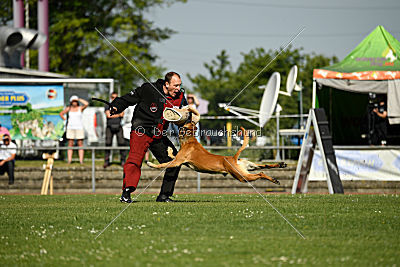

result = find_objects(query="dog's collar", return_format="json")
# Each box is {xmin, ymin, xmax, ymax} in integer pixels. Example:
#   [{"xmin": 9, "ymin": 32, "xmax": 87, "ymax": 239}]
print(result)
[{"xmin": 181, "ymin": 122, "xmax": 196, "ymax": 132}]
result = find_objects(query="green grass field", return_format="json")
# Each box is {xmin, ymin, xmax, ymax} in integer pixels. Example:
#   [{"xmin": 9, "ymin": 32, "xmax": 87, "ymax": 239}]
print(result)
[{"xmin": 0, "ymin": 194, "xmax": 399, "ymax": 266}]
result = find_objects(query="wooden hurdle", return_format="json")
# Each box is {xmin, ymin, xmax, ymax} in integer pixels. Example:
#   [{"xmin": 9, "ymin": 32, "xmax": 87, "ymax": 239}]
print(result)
[{"xmin": 41, "ymin": 153, "xmax": 56, "ymax": 195}]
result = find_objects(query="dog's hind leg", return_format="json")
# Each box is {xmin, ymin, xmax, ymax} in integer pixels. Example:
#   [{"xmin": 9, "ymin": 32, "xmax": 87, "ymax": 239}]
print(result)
[
  {"xmin": 241, "ymin": 172, "xmax": 280, "ymax": 185},
  {"xmin": 223, "ymin": 158, "xmax": 280, "ymax": 185},
  {"xmin": 257, "ymin": 172, "xmax": 280, "ymax": 185}
]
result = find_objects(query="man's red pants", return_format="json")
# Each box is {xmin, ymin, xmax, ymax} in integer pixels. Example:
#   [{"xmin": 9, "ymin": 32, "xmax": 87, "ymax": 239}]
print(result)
[
  {"xmin": 122, "ymin": 131, "xmax": 153, "ymax": 189},
  {"xmin": 122, "ymin": 131, "xmax": 181, "ymax": 197}
]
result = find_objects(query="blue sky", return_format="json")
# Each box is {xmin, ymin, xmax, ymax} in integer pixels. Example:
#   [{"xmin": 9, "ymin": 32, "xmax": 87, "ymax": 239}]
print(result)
[{"xmin": 148, "ymin": 0, "xmax": 400, "ymax": 88}]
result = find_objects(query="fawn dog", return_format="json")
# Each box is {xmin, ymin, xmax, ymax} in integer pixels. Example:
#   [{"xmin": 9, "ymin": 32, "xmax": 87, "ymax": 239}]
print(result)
[{"xmin": 147, "ymin": 110, "xmax": 285, "ymax": 184}]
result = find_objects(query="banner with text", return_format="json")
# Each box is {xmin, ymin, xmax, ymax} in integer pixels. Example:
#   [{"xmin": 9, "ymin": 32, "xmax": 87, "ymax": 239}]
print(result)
[
  {"xmin": 0, "ymin": 85, "xmax": 64, "ymax": 140},
  {"xmin": 309, "ymin": 149, "xmax": 400, "ymax": 181}
]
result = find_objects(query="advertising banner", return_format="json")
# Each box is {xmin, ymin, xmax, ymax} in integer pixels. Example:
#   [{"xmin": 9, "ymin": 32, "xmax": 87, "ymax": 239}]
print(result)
[
  {"xmin": 0, "ymin": 85, "xmax": 64, "ymax": 140},
  {"xmin": 309, "ymin": 149, "xmax": 400, "ymax": 181}
]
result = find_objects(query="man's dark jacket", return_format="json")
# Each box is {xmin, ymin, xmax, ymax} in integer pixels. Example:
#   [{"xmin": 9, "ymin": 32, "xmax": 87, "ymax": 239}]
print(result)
[{"xmin": 111, "ymin": 79, "xmax": 187, "ymax": 137}]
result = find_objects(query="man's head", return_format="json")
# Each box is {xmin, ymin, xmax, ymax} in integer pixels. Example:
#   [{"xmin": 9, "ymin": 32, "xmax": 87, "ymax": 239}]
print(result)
[
  {"xmin": 110, "ymin": 92, "xmax": 118, "ymax": 101},
  {"xmin": 3, "ymin": 134, "xmax": 11, "ymax": 145},
  {"xmin": 164, "ymin": 72, "xmax": 182, "ymax": 98}
]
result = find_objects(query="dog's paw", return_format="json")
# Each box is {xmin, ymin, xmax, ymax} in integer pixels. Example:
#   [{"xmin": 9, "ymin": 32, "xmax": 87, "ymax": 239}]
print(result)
[
  {"xmin": 278, "ymin": 162, "xmax": 287, "ymax": 168},
  {"xmin": 272, "ymin": 178, "xmax": 280, "ymax": 185},
  {"xmin": 167, "ymin": 147, "xmax": 175, "ymax": 159},
  {"xmin": 146, "ymin": 161, "xmax": 157, "ymax": 168}
]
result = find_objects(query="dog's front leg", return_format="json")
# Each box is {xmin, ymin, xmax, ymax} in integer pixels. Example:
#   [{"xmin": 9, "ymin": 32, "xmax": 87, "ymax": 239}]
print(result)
[
  {"xmin": 167, "ymin": 147, "xmax": 175, "ymax": 159},
  {"xmin": 146, "ymin": 157, "xmax": 186, "ymax": 169}
]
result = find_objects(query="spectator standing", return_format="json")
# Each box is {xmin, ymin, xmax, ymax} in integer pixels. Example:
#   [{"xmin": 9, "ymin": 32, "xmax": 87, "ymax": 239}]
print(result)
[
  {"xmin": 104, "ymin": 92, "xmax": 127, "ymax": 168},
  {"xmin": 187, "ymin": 94, "xmax": 201, "ymax": 142},
  {"xmin": 59, "ymin": 96, "xmax": 88, "ymax": 164},
  {"xmin": 372, "ymin": 99, "xmax": 388, "ymax": 146}
]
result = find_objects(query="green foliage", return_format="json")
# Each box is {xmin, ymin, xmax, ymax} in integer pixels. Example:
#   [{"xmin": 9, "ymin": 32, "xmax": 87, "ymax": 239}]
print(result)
[
  {"xmin": 13, "ymin": 0, "xmax": 186, "ymax": 96},
  {"xmin": 188, "ymin": 50, "xmax": 234, "ymax": 129},
  {"xmin": 189, "ymin": 47, "xmax": 338, "ymax": 136},
  {"xmin": 0, "ymin": 194, "xmax": 399, "ymax": 265},
  {"xmin": 0, "ymin": 0, "xmax": 12, "ymax": 25},
  {"xmin": 11, "ymin": 103, "xmax": 42, "ymax": 129}
]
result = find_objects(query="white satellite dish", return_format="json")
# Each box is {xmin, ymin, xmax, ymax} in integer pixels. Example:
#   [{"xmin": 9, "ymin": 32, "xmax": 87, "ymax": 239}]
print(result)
[
  {"xmin": 286, "ymin": 65, "xmax": 298, "ymax": 95},
  {"xmin": 259, "ymin": 72, "xmax": 280, "ymax": 127},
  {"xmin": 218, "ymin": 72, "xmax": 281, "ymax": 128}
]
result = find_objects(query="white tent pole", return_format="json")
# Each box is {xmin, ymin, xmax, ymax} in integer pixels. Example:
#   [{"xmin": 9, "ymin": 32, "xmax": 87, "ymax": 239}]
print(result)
[
  {"xmin": 312, "ymin": 79, "xmax": 316, "ymax": 109},
  {"xmin": 275, "ymin": 109, "xmax": 281, "ymax": 160}
]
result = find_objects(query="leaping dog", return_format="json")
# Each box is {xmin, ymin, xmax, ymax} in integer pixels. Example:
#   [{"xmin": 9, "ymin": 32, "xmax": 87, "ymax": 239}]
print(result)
[{"xmin": 147, "ymin": 108, "xmax": 285, "ymax": 184}]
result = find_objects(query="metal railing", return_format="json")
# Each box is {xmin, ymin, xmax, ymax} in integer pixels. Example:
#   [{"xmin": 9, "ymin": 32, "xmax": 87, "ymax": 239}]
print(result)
[
  {"xmin": 6, "ymin": 145, "xmax": 302, "ymax": 193},
  {"xmin": 4, "ymin": 144, "xmax": 400, "ymax": 192}
]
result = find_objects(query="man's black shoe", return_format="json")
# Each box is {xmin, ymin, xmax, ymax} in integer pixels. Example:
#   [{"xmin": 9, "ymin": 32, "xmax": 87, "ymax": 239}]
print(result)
[
  {"xmin": 119, "ymin": 186, "xmax": 135, "ymax": 203},
  {"xmin": 119, "ymin": 193, "xmax": 132, "ymax": 203},
  {"xmin": 156, "ymin": 195, "xmax": 174, "ymax": 202}
]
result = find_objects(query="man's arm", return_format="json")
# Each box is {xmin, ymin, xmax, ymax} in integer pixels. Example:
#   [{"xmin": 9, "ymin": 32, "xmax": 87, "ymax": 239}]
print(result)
[
  {"xmin": 111, "ymin": 86, "xmax": 143, "ymax": 114},
  {"xmin": 378, "ymin": 110, "xmax": 387, "ymax": 119},
  {"xmin": 0, "ymin": 153, "xmax": 15, "ymax": 166},
  {"xmin": 373, "ymin": 109, "xmax": 388, "ymax": 119}
]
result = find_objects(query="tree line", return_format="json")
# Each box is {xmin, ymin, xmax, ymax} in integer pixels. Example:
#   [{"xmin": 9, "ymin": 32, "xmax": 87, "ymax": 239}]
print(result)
[{"xmin": 1, "ymin": 0, "xmax": 337, "ymax": 133}]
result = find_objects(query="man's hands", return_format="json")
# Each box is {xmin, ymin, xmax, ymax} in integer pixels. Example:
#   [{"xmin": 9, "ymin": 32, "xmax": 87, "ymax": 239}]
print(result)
[
  {"xmin": 110, "ymin": 106, "xmax": 118, "ymax": 116},
  {"xmin": 91, "ymin": 97, "xmax": 118, "ymax": 115},
  {"xmin": 373, "ymin": 108, "xmax": 387, "ymax": 119},
  {"xmin": 106, "ymin": 107, "xmax": 123, "ymax": 119}
]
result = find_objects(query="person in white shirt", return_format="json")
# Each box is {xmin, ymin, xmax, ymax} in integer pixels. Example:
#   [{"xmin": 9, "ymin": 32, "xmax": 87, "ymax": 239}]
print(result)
[
  {"xmin": 187, "ymin": 94, "xmax": 201, "ymax": 142},
  {"xmin": 0, "ymin": 134, "xmax": 17, "ymax": 185},
  {"xmin": 59, "ymin": 95, "xmax": 89, "ymax": 164}
]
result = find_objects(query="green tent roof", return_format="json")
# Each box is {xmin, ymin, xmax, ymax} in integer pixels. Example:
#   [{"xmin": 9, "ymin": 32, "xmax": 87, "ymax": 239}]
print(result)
[{"xmin": 323, "ymin": 26, "xmax": 400, "ymax": 72}]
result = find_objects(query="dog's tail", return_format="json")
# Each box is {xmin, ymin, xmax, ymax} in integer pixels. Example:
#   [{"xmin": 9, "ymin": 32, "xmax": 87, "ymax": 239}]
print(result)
[{"xmin": 233, "ymin": 127, "xmax": 248, "ymax": 162}]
